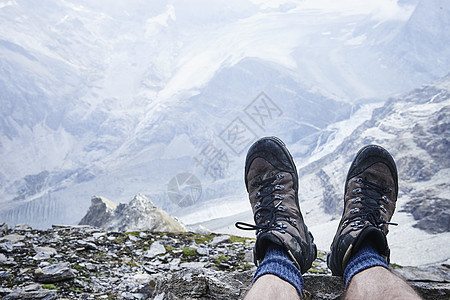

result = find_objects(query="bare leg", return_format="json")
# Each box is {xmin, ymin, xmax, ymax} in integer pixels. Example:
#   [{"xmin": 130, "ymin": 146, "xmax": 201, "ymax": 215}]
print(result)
[
  {"xmin": 346, "ymin": 266, "xmax": 422, "ymax": 300},
  {"xmin": 244, "ymin": 274, "xmax": 301, "ymax": 300}
]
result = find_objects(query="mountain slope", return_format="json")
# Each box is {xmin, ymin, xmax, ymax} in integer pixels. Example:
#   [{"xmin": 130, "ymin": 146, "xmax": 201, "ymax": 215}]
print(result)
[{"xmin": 0, "ymin": 0, "xmax": 449, "ymax": 230}]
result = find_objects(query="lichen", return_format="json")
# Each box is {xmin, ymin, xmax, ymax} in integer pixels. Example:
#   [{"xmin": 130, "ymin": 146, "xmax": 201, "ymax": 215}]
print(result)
[
  {"xmin": 182, "ymin": 246, "xmax": 197, "ymax": 257},
  {"xmin": 42, "ymin": 284, "xmax": 57, "ymax": 290}
]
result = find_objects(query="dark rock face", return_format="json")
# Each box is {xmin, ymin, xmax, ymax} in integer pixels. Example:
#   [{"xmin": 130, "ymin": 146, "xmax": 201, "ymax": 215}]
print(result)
[
  {"xmin": 78, "ymin": 196, "xmax": 117, "ymax": 228},
  {"xmin": 401, "ymin": 196, "xmax": 450, "ymax": 234},
  {"xmin": 318, "ymin": 170, "xmax": 341, "ymax": 216},
  {"xmin": 0, "ymin": 224, "xmax": 448, "ymax": 299}
]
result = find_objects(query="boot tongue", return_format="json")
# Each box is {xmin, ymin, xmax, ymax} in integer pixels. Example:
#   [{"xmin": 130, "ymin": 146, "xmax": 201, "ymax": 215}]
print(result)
[{"xmin": 365, "ymin": 189, "xmax": 380, "ymax": 202}]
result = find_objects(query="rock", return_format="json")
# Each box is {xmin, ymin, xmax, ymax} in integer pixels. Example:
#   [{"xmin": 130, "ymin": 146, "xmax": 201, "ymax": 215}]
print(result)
[
  {"xmin": 394, "ymin": 265, "xmax": 450, "ymax": 283},
  {"xmin": 0, "ymin": 226, "xmax": 447, "ymax": 299},
  {"xmin": 33, "ymin": 247, "xmax": 57, "ymax": 260},
  {"xmin": 3, "ymin": 289, "xmax": 57, "ymax": 300},
  {"xmin": 196, "ymin": 247, "xmax": 209, "ymax": 256},
  {"xmin": 23, "ymin": 283, "xmax": 42, "ymax": 292},
  {"xmin": 0, "ymin": 223, "xmax": 7, "ymax": 237},
  {"xmin": 143, "ymin": 241, "xmax": 166, "ymax": 258},
  {"xmin": 0, "ymin": 270, "xmax": 11, "ymax": 280},
  {"xmin": 211, "ymin": 235, "xmax": 231, "ymax": 246},
  {"xmin": 0, "ymin": 253, "xmax": 15, "ymax": 265},
  {"xmin": 78, "ymin": 196, "xmax": 117, "ymax": 228},
  {"xmin": 401, "ymin": 196, "xmax": 450, "ymax": 233},
  {"xmin": 0, "ymin": 240, "xmax": 14, "ymax": 253},
  {"xmin": 0, "ymin": 234, "xmax": 25, "ymax": 243},
  {"xmin": 179, "ymin": 262, "xmax": 207, "ymax": 269},
  {"xmin": 409, "ymin": 282, "xmax": 450, "ymax": 300},
  {"xmin": 76, "ymin": 240, "xmax": 98, "ymax": 250},
  {"xmin": 13, "ymin": 224, "xmax": 32, "ymax": 231},
  {"xmin": 93, "ymin": 232, "xmax": 107, "ymax": 239},
  {"xmin": 79, "ymin": 194, "xmax": 186, "ymax": 232},
  {"xmin": 151, "ymin": 268, "xmax": 251, "ymax": 299},
  {"xmin": 34, "ymin": 262, "xmax": 75, "ymax": 283}
]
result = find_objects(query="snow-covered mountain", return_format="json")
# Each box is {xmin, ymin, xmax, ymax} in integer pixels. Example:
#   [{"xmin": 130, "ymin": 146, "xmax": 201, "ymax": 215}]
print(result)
[{"xmin": 0, "ymin": 0, "xmax": 449, "ymax": 238}]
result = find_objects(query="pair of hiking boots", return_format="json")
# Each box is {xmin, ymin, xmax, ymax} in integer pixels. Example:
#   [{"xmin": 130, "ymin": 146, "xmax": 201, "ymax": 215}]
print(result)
[{"xmin": 236, "ymin": 137, "xmax": 398, "ymax": 275}]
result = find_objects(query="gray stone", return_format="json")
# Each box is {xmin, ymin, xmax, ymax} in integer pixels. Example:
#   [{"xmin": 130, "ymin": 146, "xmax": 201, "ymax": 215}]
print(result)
[
  {"xmin": 196, "ymin": 247, "xmax": 209, "ymax": 256},
  {"xmin": 84, "ymin": 262, "xmax": 97, "ymax": 271},
  {"xmin": 34, "ymin": 262, "xmax": 75, "ymax": 283},
  {"xmin": 76, "ymin": 240, "xmax": 98, "ymax": 250},
  {"xmin": 409, "ymin": 281, "xmax": 450, "ymax": 300},
  {"xmin": 3, "ymin": 290, "xmax": 57, "ymax": 300},
  {"xmin": 394, "ymin": 265, "xmax": 450, "ymax": 283},
  {"xmin": 0, "ymin": 240, "xmax": 14, "ymax": 253},
  {"xmin": 143, "ymin": 241, "xmax": 166, "ymax": 258},
  {"xmin": 93, "ymin": 232, "xmax": 107, "ymax": 239},
  {"xmin": 0, "ymin": 270, "xmax": 11, "ymax": 279},
  {"xmin": 12, "ymin": 242, "xmax": 25, "ymax": 248},
  {"xmin": 23, "ymin": 283, "xmax": 42, "ymax": 292},
  {"xmin": 33, "ymin": 247, "xmax": 57, "ymax": 260},
  {"xmin": 0, "ymin": 234, "xmax": 25, "ymax": 243},
  {"xmin": 13, "ymin": 224, "xmax": 32, "ymax": 231},
  {"xmin": 0, "ymin": 253, "xmax": 8, "ymax": 262},
  {"xmin": 179, "ymin": 262, "xmax": 207, "ymax": 269},
  {"xmin": 151, "ymin": 268, "xmax": 251, "ymax": 299},
  {"xmin": 0, "ymin": 253, "xmax": 15, "ymax": 265},
  {"xmin": 211, "ymin": 235, "xmax": 231, "ymax": 246}
]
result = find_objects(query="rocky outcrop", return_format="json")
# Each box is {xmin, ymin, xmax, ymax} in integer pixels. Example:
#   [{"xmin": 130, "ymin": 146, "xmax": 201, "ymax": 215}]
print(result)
[
  {"xmin": 0, "ymin": 223, "xmax": 448, "ymax": 299},
  {"xmin": 79, "ymin": 194, "xmax": 186, "ymax": 232},
  {"xmin": 401, "ymin": 196, "xmax": 450, "ymax": 234},
  {"xmin": 79, "ymin": 196, "xmax": 117, "ymax": 228}
]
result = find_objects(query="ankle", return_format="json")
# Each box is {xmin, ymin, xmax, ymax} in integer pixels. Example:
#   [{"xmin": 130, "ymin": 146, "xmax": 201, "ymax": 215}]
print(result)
[
  {"xmin": 253, "ymin": 244, "xmax": 304, "ymax": 297},
  {"xmin": 343, "ymin": 239, "xmax": 389, "ymax": 287}
]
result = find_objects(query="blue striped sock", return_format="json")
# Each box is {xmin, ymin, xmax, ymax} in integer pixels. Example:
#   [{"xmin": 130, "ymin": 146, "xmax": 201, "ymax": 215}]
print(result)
[
  {"xmin": 253, "ymin": 244, "xmax": 303, "ymax": 297},
  {"xmin": 343, "ymin": 240, "xmax": 389, "ymax": 287}
]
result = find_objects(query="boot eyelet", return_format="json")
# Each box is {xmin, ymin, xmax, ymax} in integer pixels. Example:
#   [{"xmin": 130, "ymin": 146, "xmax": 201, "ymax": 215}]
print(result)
[
  {"xmin": 274, "ymin": 185, "xmax": 284, "ymax": 191},
  {"xmin": 273, "ymin": 194, "xmax": 284, "ymax": 200},
  {"xmin": 352, "ymin": 220, "xmax": 362, "ymax": 227},
  {"xmin": 352, "ymin": 188, "xmax": 362, "ymax": 195},
  {"xmin": 381, "ymin": 196, "xmax": 389, "ymax": 204},
  {"xmin": 288, "ymin": 217, "xmax": 297, "ymax": 226},
  {"xmin": 351, "ymin": 197, "xmax": 362, "ymax": 204},
  {"xmin": 277, "ymin": 205, "xmax": 287, "ymax": 212},
  {"xmin": 350, "ymin": 208, "xmax": 360, "ymax": 214},
  {"xmin": 354, "ymin": 178, "xmax": 363, "ymax": 184}
]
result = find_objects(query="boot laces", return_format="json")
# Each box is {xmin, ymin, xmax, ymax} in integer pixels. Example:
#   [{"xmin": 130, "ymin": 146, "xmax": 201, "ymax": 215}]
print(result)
[
  {"xmin": 235, "ymin": 173, "xmax": 293, "ymax": 234},
  {"xmin": 343, "ymin": 178, "xmax": 398, "ymax": 231}
]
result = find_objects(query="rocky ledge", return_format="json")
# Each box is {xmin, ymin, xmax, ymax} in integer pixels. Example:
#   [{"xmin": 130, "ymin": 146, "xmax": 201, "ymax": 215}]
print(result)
[{"xmin": 0, "ymin": 223, "xmax": 448, "ymax": 299}]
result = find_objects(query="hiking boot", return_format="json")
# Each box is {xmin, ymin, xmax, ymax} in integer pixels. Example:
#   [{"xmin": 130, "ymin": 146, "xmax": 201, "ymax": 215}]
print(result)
[
  {"xmin": 328, "ymin": 145, "xmax": 398, "ymax": 276},
  {"xmin": 235, "ymin": 137, "xmax": 317, "ymax": 274}
]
